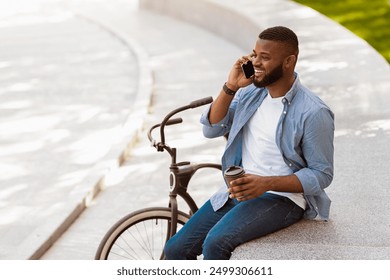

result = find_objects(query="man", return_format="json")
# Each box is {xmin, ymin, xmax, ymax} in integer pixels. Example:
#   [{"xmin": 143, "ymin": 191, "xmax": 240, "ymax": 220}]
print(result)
[{"xmin": 164, "ymin": 26, "xmax": 334, "ymax": 260}]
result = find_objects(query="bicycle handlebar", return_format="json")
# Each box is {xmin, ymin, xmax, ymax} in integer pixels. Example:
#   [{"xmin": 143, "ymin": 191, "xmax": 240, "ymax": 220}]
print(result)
[
  {"xmin": 148, "ymin": 96, "xmax": 213, "ymax": 153},
  {"xmin": 148, "ymin": 118, "xmax": 183, "ymax": 144},
  {"xmin": 189, "ymin": 96, "xmax": 213, "ymax": 109}
]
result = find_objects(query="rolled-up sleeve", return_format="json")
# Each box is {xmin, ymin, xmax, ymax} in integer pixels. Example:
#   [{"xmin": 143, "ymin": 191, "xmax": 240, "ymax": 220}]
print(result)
[
  {"xmin": 294, "ymin": 108, "xmax": 335, "ymax": 195},
  {"xmin": 200, "ymin": 95, "xmax": 239, "ymax": 139}
]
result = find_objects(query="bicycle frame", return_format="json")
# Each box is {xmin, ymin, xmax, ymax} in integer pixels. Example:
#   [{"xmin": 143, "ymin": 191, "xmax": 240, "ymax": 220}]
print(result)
[
  {"xmin": 95, "ymin": 97, "xmax": 224, "ymax": 260},
  {"xmin": 148, "ymin": 96, "xmax": 222, "ymax": 237}
]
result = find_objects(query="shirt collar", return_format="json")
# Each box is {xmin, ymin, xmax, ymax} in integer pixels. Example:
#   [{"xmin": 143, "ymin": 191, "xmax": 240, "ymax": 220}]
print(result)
[{"xmin": 283, "ymin": 72, "xmax": 300, "ymax": 104}]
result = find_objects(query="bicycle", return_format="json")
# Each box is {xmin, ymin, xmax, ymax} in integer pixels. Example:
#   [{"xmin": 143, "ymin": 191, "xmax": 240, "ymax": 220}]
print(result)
[{"xmin": 95, "ymin": 96, "xmax": 222, "ymax": 260}]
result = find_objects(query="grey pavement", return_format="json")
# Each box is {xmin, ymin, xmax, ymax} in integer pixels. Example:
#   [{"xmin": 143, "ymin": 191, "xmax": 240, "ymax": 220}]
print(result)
[
  {"xmin": 0, "ymin": 0, "xmax": 149, "ymax": 259},
  {"xmin": 1, "ymin": 0, "xmax": 389, "ymax": 260}
]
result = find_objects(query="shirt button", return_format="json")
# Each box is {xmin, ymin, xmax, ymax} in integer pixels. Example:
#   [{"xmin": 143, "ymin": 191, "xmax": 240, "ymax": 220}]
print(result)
[
  {"xmin": 289, "ymin": 163, "xmax": 292, "ymax": 167},
  {"xmin": 284, "ymin": 111, "xmax": 287, "ymax": 114}
]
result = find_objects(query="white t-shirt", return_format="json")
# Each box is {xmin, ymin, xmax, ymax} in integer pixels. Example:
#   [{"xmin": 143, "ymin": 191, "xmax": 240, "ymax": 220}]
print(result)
[{"xmin": 242, "ymin": 94, "xmax": 307, "ymax": 210}]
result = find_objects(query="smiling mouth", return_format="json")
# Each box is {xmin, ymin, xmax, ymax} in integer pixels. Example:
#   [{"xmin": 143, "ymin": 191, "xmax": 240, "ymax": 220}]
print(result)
[{"xmin": 254, "ymin": 69, "xmax": 265, "ymax": 75}]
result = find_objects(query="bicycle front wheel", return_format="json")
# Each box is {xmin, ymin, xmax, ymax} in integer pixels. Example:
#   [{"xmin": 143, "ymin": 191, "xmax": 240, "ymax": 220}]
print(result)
[{"xmin": 95, "ymin": 207, "xmax": 190, "ymax": 260}]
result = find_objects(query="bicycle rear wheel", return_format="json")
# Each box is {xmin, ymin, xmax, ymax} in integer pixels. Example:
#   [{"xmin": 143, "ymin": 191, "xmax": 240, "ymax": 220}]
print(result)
[{"xmin": 95, "ymin": 207, "xmax": 190, "ymax": 260}]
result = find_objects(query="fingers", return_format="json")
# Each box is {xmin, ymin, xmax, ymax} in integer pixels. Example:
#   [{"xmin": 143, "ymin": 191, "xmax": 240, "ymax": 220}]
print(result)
[
  {"xmin": 239, "ymin": 53, "xmax": 256, "ymax": 64},
  {"xmin": 235, "ymin": 52, "xmax": 255, "ymax": 67},
  {"xmin": 238, "ymin": 57, "xmax": 247, "ymax": 65},
  {"xmin": 227, "ymin": 53, "xmax": 255, "ymax": 92},
  {"xmin": 228, "ymin": 190, "xmax": 249, "ymax": 201},
  {"xmin": 228, "ymin": 188, "xmax": 253, "ymax": 201},
  {"xmin": 227, "ymin": 175, "xmax": 265, "ymax": 201},
  {"xmin": 237, "ymin": 57, "xmax": 249, "ymax": 66},
  {"xmin": 227, "ymin": 178, "xmax": 252, "ymax": 201}
]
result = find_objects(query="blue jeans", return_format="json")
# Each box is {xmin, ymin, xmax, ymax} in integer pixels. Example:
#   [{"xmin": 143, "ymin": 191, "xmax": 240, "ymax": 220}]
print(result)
[{"xmin": 164, "ymin": 193, "xmax": 304, "ymax": 260}]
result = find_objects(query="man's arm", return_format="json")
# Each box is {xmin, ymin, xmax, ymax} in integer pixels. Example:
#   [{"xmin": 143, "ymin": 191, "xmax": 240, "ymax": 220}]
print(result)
[
  {"xmin": 208, "ymin": 55, "xmax": 254, "ymax": 124},
  {"xmin": 208, "ymin": 84, "xmax": 235, "ymax": 124}
]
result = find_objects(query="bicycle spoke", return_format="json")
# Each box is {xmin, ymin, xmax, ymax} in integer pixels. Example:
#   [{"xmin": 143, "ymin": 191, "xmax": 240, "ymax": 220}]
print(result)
[
  {"xmin": 115, "ymin": 232, "xmax": 142, "ymax": 260},
  {"xmin": 96, "ymin": 209, "xmax": 189, "ymax": 260},
  {"xmin": 112, "ymin": 219, "xmax": 166, "ymax": 259},
  {"xmin": 131, "ymin": 220, "xmax": 156, "ymax": 259},
  {"xmin": 141, "ymin": 219, "xmax": 154, "ymax": 258}
]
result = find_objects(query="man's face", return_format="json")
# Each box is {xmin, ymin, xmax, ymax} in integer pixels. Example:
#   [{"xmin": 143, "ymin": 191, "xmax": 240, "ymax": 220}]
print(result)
[{"xmin": 251, "ymin": 39, "xmax": 286, "ymax": 88}]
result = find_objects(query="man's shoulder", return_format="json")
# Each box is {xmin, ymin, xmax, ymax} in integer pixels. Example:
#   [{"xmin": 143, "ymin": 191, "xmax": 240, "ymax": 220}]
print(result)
[{"xmin": 295, "ymin": 85, "xmax": 332, "ymax": 113}]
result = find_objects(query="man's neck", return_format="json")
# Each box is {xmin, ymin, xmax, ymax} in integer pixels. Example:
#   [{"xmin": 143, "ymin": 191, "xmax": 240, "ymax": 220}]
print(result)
[{"xmin": 266, "ymin": 74, "xmax": 295, "ymax": 98}]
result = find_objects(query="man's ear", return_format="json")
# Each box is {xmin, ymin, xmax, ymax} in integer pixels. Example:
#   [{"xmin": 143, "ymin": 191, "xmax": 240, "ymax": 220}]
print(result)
[{"xmin": 285, "ymin": 55, "xmax": 297, "ymax": 68}]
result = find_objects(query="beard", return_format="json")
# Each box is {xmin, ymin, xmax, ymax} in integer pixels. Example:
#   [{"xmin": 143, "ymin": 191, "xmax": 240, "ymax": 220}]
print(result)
[{"xmin": 253, "ymin": 63, "xmax": 284, "ymax": 88}]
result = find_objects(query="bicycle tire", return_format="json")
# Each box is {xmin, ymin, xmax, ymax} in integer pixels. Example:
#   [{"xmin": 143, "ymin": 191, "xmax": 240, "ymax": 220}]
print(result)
[{"xmin": 95, "ymin": 207, "xmax": 190, "ymax": 260}]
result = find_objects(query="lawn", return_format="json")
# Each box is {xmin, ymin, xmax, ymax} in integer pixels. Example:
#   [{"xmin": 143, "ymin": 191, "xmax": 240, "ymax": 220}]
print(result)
[{"xmin": 293, "ymin": 0, "xmax": 390, "ymax": 63}]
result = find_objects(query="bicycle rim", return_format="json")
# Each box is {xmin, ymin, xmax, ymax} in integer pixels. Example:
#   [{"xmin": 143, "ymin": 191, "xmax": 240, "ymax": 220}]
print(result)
[{"xmin": 95, "ymin": 207, "xmax": 190, "ymax": 260}]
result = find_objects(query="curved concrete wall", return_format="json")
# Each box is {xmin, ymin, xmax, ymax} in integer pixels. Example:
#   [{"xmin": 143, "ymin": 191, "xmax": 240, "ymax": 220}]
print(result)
[{"xmin": 140, "ymin": 0, "xmax": 390, "ymax": 122}]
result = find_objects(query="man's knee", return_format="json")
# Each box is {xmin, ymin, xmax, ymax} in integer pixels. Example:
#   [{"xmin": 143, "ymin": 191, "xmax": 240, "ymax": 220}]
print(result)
[
  {"xmin": 164, "ymin": 237, "xmax": 182, "ymax": 259},
  {"xmin": 202, "ymin": 231, "xmax": 233, "ymax": 260},
  {"xmin": 164, "ymin": 236, "xmax": 199, "ymax": 260}
]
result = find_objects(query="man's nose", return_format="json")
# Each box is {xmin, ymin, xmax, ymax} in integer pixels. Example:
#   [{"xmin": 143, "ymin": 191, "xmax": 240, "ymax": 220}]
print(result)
[{"xmin": 253, "ymin": 58, "xmax": 261, "ymax": 67}]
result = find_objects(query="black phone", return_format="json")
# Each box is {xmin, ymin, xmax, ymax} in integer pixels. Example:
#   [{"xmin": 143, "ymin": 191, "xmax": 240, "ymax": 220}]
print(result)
[{"xmin": 241, "ymin": 60, "xmax": 254, "ymax": 79}]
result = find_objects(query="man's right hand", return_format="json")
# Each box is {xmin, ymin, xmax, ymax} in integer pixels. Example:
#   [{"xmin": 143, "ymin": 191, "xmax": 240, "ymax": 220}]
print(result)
[
  {"xmin": 226, "ymin": 54, "xmax": 255, "ymax": 91},
  {"xmin": 208, "ymin": 54, "xmax": 255, "ymax": 124}
]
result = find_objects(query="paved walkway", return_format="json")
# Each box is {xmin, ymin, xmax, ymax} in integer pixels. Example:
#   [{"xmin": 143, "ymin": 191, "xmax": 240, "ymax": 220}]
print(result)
[
  {"xmin": 0, "ymin": 0, "xmax": 149, "ymax": 259},
  {"xmin": 41, "ymin": 0, "xmax": 239, "ymax": 259},
  {"xmin": 1, "ymin": 0, "xmax": 389, "ymax": 260}
]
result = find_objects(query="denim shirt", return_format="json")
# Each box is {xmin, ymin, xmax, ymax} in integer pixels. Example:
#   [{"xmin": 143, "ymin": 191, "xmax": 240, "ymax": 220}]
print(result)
[{"xmin": 200, "ymin": 74, "xmax": 335, "ymax": 220}]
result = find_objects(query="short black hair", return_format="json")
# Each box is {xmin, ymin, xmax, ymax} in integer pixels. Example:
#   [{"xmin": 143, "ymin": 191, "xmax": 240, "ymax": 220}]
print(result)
[{"xmin": 259, "ymin": 26, "xmax": 299, "ymax": 56}]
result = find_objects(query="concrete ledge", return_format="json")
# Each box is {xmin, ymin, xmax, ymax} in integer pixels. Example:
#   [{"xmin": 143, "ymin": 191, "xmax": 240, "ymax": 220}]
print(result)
[
  {"xmin": 232, "ymin": 220, "xmax": 390, "ymax": 259},
  {"xmin": 139, "ymin": 0, "xmax": 259, "ymax": 51},
  {"xmin": 140, "ymin": 0, "xmax": 390, "ymax": 259}
]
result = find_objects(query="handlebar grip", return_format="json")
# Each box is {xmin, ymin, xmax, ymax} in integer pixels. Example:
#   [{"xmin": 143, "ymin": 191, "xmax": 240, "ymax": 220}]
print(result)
[
  {"xmin": 166, "ymin": 118, "xmax": 183, "ymax": 126},
  {"xmin": 189, "ymin": 96, "xmax": 213, "ymax": 109},
  {"xmin": 148, "ymin": 118, "xmax": 182, "ymax": 142}
]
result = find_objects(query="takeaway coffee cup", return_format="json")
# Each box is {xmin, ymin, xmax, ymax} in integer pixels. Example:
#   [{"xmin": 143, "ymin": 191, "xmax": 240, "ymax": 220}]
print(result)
[{"xmin": 224, "ymin": 166, "xmax": 245, "ymax": 186}]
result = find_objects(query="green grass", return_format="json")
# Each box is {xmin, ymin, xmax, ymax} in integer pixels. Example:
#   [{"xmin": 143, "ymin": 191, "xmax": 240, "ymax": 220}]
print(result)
[{"xmin": 293, "ymin": 0, "xmax": 390, "ymax": 63}]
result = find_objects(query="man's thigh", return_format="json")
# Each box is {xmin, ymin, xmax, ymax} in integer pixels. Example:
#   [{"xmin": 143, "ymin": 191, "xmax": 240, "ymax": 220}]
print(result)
[{"xmin": 208, "ymin": 193, "xmax": 304, "ymax": 244}]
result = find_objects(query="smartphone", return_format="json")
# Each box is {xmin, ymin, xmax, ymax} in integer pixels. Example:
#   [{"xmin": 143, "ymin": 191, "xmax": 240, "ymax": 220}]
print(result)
[{"xmin": 241, "ymin": 60, "xmax": 254, "ymax": 79}]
